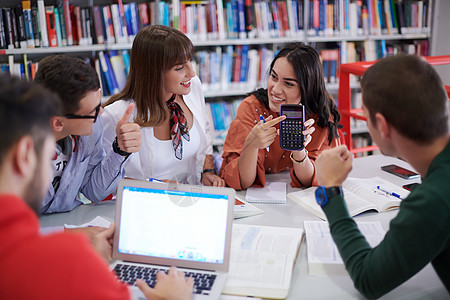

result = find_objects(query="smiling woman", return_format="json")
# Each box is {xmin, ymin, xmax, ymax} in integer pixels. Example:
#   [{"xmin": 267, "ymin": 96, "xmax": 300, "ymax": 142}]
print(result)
[
  {"xmin": 219, "ymin": 42, "xmax": 342, "ymax": 190},
  {"xmin": 102, "ymin": 25, "xmax": 224, "ymax": 187}
]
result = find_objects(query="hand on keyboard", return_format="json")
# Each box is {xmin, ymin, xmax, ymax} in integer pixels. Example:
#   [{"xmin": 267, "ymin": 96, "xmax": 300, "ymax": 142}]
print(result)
[{"xmin": 135, "ymin": 266, "xmax": 194, "ymax": 300}]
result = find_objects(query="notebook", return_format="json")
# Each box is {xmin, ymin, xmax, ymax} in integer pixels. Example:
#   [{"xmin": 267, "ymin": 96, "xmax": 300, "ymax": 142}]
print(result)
[{"xmin": 110, "ymin": 179, "xmax": 235, "ymax": 300}]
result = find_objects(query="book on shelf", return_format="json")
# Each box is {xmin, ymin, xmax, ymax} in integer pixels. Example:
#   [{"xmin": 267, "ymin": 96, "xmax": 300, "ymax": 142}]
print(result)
[
  {"xmin": 62, "ymin": 0, "xmax": 72, "ymax": 46},
  {"xmin": 36, "ymin": 0, "xmax": 48, "ymax": 47},
  {"xmin": 14, "ymin": 6, "xmax": 27, "ymax": 49},
  {"xmin": 53, "ymin": 6, "xmax": 64, "ymax": 46},
  {"xmin": 222, "ymin": 223, "xmax": 304, "ymax": 299},
  {"xmin": 45, "ymin": 6, "xmax": 57, "ymax": 47},
  {"xmin": 304, "ymin": 220, "xmax": 386, "ymax": 275},
  {"xmin": 0, "ymin": 9, "xmax": 7, "ymax": 50},
  {"xmin": 288, "ymin": 176, "xmax": 410, "ymax": 221},
  {"xmin": 102, "ymin": 5, "xmax": 116, "ymax": 44}
]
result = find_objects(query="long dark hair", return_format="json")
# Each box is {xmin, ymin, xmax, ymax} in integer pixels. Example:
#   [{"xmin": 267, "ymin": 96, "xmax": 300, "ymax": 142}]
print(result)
[
  {"xmin": 103, "ymin": 25, "xmax": 194, "ymax": 127},
  {"xmin": 252, "ymin": 42, "xmax": 341, "ymax": 144}
]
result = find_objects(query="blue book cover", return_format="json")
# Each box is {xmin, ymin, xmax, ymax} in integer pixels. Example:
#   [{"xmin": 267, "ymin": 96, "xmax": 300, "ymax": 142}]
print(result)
[
  {"xmin": 22, "ymin": 5, "xmax": 35, "ymax": 47},
  {"xmin": 330, "ymin": 58, "xmax": 336, "ymax": 84},
  {"xmin": 264, "ymin": 1, "xmax": 275, "ymax": 37},
  {"xmin": 292, "ymin": 0, "xmax": 299, "ymax": 33},
  {"xmin": 319, "ymin": 0, "xmax": 325, "ymax": 34},
  {"xmin": 226, "ymin": 1, "xmax": 236, "ymax": 38},
  {"xmin": 378, "ymin": 0, "xmax": 386, "ymax": 32},
  {"xmin": 237, "ymin": 0, "xmax": 246, "ymax": 38},
  {"xmin": 100, "ymin": 51, "xmax": 119, "ymax": 95},
  {"xmin": 128, "ymin": 3, "xmax": 139, "ymax": 36},
  {"xmin": 124, "ymin": 4, "xmax": 133, "ymax": 36},
  {"xmin": 54, "ymin": 7, "xmax": 62, "ymax": 47},
  {"xmin": 271, "ymin": 1, "xmax": 280, "ymax": 37},
  {"xmin": 231, "ymin": 0, "xmax": 239, "ymax": 38},
  {"xmin": 211, "ymin": 102, "xmax": 224, "ymax": 131},
  {"xmin": 321, "ymin": 55, "xmax": 328, "ymax": 83},
  {"xmin": 345, "ymin": 0, "xmax": 349, "ymax": 31},
  {"xmin": 121, "ymin": 49, "xmax": 130, "ymax": 76},
  {"xmin": 240, "ymin": 45, "xmax": 249, "ymax": 83}
]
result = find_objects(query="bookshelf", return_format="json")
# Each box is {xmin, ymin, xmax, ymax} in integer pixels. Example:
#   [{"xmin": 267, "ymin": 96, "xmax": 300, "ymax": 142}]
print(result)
[{"xmin": 0, "ymin": 0, "xmax": 437, "ymax": 146}]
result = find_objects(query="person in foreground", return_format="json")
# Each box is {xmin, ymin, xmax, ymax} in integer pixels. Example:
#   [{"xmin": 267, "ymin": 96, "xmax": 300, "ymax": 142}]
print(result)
[
  {"xmin": 220, "ymin": 42, "xmax": 341, "ymax": 190},
  {"xmin": 34, "ymin": 55, "xmax": 142, "ymax": 214},
  {"xmin": 103, "ymin": 25, "xmax": 224, "ymax": 186},
  {"xmin": 0, "ymin": 74, "xmax": 193, "ymax": 299},
  {"xmin": 314, "ymin": 54, "xmax": 449, "ymax": 298}
]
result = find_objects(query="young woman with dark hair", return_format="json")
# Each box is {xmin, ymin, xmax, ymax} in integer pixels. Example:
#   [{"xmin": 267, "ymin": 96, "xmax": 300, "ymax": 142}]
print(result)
[
  {"xmin": 219, "ymin": 42, "xmax": 341, "ymax": 190},
  {"xmin": 102, "ymin": 25, "xmax": 224, "ymax": 186}
]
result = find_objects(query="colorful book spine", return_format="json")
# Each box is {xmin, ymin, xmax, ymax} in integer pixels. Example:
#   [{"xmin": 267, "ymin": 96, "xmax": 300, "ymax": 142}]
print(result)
[
  {"xmin": 21, "ymin": 2, "xmax": 35, "ymax": 48},
  {"xmin": 45, "ymin": 6, "xmax": 57, "ymax": 47},
  {"xmin": 102, "ymin": 6, "xmax": 116, "ymax": 44},
  {"xmin": 62, "ymin": 0, "xmax": 73, "ymax": 45},
  {"xmin": 37, "ymin": 0, "xmax": 49, "ymax": 47}
]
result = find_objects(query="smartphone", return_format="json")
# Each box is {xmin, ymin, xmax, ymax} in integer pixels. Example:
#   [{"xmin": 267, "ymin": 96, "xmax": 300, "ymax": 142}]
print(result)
[
  {"xmin": 381, "ymin": 164, "xmax": 420, "ymax": 180},
  {"xmin": 279, "ymin": 104, "xmax": 305, "ymax": 151},
  {"xmin": 403, "ymin": 182, "xmax": 420, "ymax": 191}
]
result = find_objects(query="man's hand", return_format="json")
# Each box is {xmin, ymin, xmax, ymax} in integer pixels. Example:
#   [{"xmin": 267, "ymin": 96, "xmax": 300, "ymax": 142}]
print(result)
[
  {"xmin": 91, "ymin": 223, "xmax": 115, "ymax": 262},
  {"xmin": 116, "ymin": 103, "xmax": 142, "ymax": 153},
  {"xmin": 136, "ymin": 267, "xmax": 194, "ymax": 300},
  {"xmin": 316, "ymin": 145, "xmax": 353, "ymax": 187},
  {"xmin": 65, "ymin": 226, "xmax": 109, "ymax": 244},
  {"xmin": 201, "ymin": 172, "xmax": 226, "ymax": 187}
]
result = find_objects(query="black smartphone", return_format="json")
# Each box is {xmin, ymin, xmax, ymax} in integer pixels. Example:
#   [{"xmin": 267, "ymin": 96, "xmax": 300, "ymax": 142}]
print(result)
[
  {"xmin": 280, "ymin": 104, "xmax": 305, "ymax": 151},
  {"xmin": 403, "ymin": 183, "xmax": 420, "ymax": 191},
  {"xmin": 381, "ymin": 164, "xmax": 420, "ymax": 180}
]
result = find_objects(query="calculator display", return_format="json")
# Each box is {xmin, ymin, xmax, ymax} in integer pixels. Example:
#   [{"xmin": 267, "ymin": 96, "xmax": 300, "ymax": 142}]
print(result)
[
  {"xmin": 283, "ymin": 110, "xmax": 303, "ymax": 118},
  {"xmin": 279, "ymin": 104, "xmax": 305, "ymax": 151}
]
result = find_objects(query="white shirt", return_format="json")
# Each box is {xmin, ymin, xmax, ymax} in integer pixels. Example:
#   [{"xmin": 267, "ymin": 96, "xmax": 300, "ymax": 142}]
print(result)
[
  {"xmin": 101, "ymin": 76, "xmax": 213, "ymax": 184},
  {"xmin": 152, "ymin": 119, "xmax": 200, "ymax": 183}
]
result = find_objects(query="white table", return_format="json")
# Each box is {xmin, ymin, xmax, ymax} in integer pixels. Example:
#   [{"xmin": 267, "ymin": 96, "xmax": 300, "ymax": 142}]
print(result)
[{"xmin": 39, "ymin": 155, "xmax": 447, "ymax": 299}]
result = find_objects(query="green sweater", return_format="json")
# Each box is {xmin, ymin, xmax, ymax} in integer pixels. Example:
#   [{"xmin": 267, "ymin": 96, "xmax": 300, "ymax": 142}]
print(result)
[{"xmin": 322, "ymin": 142, "xmax": 450, "ymax": 299}]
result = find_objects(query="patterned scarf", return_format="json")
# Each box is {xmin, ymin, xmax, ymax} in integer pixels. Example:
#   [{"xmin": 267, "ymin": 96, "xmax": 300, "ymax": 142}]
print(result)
[{"xmin": 167, "ymin": 94, "xmax": 190, "ymax": 160}]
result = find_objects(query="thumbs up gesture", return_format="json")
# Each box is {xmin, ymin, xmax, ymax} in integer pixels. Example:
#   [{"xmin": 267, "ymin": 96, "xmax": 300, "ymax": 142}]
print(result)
[{"xmin": 115, "ymin": 103, "xmax": 142, "ymax": 153}]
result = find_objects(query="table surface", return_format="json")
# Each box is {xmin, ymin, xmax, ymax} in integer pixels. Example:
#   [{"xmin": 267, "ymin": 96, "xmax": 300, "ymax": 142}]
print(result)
[{"xmin": 40, "ymin": 155, "xmax": 447, "ymax": 300}]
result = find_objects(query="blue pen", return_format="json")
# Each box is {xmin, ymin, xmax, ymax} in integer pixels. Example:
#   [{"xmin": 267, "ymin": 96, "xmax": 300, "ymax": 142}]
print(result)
[
  {"xmin": 377, "ymin": 185, "xmax": 402, "ymax": 199},
  {"xmin": 148, "ymin": 178, "xmax": 163, "ymax": 183},
  {"xmin": 259, "ymin": 115, "xmax": 270, "ymax": 152}
]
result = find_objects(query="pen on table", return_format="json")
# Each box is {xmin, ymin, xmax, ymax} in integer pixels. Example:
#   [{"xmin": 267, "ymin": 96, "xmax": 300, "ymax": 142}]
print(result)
[
  {"xmin": 148, "ymin": 178, "xmax": 163, "ymax": 183},
  {"xmin": 259, "ymin": 115, "xmax": 270, "ymax": 152},
  {"xmin": 376, "ymin": 185, "xmax": 402, "ymax": 199}
]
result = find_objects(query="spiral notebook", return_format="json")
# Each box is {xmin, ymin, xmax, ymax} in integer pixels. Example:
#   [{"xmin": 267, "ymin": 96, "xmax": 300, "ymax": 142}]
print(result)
[{"xmin": 245, "ymin": 182, "xmax": 286, "ymax": 204}]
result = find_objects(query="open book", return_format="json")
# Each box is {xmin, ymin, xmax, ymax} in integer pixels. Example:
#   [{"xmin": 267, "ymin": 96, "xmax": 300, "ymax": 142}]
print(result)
[
  {"xmin": 222, "ymin": 224, "xmax": 304, "ymax": 299},
  {"xmin": 304, "ymin": 220, "xmax": 386, "ymax": 275},
  {"xmin": 288, "ymin": 177, "xmax": 410, "ymax": 220}
]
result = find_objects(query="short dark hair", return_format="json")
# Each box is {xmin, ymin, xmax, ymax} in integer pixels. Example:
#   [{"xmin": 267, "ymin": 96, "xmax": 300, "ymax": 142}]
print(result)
[
  {"xmin": 0, "ymin": 74, "xmax": 61, "ymax": 165},
  {"xmin": 361, "ymin": 54, "xmax": 448, "ymax": 143},
  {"xmin": 34, "ymin": 55, "xmax": 100, "ymax": 115}
]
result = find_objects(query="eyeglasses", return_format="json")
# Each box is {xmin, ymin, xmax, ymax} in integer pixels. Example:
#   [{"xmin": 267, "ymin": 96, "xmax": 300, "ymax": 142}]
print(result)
[{"xmin": 64, "ymin": 103, "xmax": 101, "ymax": 122}]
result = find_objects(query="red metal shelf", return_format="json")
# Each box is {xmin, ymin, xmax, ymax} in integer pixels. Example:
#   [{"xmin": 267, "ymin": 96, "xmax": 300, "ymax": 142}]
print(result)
[{"xmin": 338, "ymin": 55, "xmax": 450, "ymax": 154}]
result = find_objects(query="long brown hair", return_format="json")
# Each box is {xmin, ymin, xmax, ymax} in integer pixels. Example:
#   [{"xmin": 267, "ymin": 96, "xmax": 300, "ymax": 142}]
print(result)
[{"xmin": 103, "ymin": 25, "xmax": 194, "ymax": 127}]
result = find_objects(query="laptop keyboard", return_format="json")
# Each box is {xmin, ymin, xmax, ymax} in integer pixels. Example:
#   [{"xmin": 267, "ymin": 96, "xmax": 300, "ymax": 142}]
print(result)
[{"xmin": 113, "ymin": 263, "xmax": 217, "ymax": 295}]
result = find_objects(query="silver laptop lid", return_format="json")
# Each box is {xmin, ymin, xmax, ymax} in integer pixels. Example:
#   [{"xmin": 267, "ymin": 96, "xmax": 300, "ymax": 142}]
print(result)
[{"xmin": 113, "ymin": 179, "xmax": 235, "ymax": 272}]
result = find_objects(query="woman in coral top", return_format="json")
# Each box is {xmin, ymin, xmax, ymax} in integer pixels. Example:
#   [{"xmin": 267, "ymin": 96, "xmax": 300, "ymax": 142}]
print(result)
[{"xmin": 219, "ymin": 42, "xmax": 341, "ymax": 190}]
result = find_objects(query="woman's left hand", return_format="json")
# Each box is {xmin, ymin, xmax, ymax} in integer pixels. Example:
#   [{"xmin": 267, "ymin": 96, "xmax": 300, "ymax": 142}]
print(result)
[
  {"xmin": 302, "ymin": 118, "xmax": 315, "ymax": 148},
  {"xmin": 202, "ymin": 173, "xmax": 226, "ymax": 187}
]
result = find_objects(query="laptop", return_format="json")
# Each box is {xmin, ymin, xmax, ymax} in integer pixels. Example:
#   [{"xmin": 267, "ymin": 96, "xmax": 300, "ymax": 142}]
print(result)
[{"xmin": 110, "ymin": 179, "xmax": 235, "ymax": 300}]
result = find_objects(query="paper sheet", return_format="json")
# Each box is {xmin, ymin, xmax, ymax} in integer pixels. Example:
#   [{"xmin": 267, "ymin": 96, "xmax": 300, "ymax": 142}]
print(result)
[
  {"xmin": 64, "ymin": 216, "xmax": 111, "ymax": 229},
  {"xmin": 245, "ymin": 182, "xmax": 286, "ymax": 203}
]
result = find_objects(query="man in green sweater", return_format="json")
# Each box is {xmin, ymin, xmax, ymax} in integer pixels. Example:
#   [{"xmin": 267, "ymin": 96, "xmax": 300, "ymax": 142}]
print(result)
[{"xmin": 314, "ymin": 54, "xmax": 449, "ymax": 298}]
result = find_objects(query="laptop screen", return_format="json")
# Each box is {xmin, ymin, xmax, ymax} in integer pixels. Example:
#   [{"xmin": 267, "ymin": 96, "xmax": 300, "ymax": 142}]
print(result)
[{"xmin": 117, "ymin": 185, "xmax": 230, "ymax": 265}]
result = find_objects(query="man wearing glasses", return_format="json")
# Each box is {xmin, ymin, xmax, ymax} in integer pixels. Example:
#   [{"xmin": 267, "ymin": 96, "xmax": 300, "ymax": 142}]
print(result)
[{"xmin": 34, "ymin": 55, "xmax": 142, "ymax": 214}]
